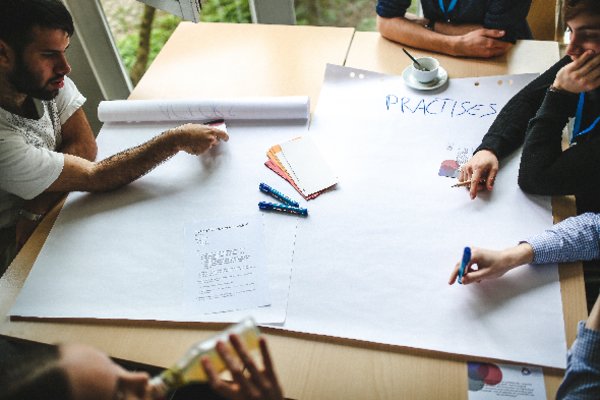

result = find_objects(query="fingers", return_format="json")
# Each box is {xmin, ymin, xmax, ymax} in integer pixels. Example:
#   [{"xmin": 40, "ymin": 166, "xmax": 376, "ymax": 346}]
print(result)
[
  {"xmin": 571, "ymin": 49, "xmax": 596, "ymax": 69},
  {"xmin": 205, "ymin": 336, "xmax": 282, "ymax": 400},
  {"xmin": 469, "ymin": 168, "xmax": 483, "ymax": 199},
  {"xmin": 212, "ymin": 127, "xmax": 229, "ymax": 142},
  {"xmin": 575, "ymin": 52, "xmax": 600, "ymax": 89},
  {"xmin": 476, "ymin": 30, "xmax": 511, "ymax": 57},
  {"xmin": 460, "ymin": 264, "xmax": 487, "ymax": 285},
  {"xmin": 201, "ymin": 354, "xmax": 236, "ymax": 399},
  {"xmin": 230, "ymin": 335, "xmax": 283, "ymax": 400},
  {"xmin": 461, "ymin": 150, "xmax": 498, "ymax": 198},
  {"xmin": 457, "ymin": 163, "xmax": 484, "ymax": 199},
  {"xmin": 448, "ymin": 262, "xmax": 460, "ymax": 285},
  {"xmin": 459, "ymin": 167, "xmax": 468, "ymax": 183},
  {"xmin": 557, "ymin": 50, "xmax": 600, "ymax": 92},
  {"xmin": 178, "ymin": 123, "xmax": 230, "ymax": 141},
  {"xmin": 230, "ymin": 334, "xmax": 264, "ymax": 390},
  {"xmin": 486, "ymin": 168, "xmax": 497, "ymax": 191},
  {"xmin": 216, "ymin": 340, "xmax": 259, "ymax": 398},
  {"xmin": 259, "ymin": 337, "xmax": 281, "ymax": 395},
  {"xmin": 481, "ymin": 29, "xmax": 505, "ymax": 39}
]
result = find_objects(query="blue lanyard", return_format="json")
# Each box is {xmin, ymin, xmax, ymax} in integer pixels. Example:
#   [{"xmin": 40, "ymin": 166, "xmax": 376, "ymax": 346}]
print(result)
[
  {"xmin": 438, "ymin": 0, "xmax": 458, "ymax": 21},
  {"xmin": 572, "ymin": 92, "xmax": 600, "ymax": 144}
]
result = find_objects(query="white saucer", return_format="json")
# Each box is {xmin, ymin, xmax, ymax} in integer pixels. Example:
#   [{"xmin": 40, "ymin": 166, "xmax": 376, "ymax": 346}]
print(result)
[{"xmin": 402, "ymin": 66, "xmax": 448, "ymax": 91}]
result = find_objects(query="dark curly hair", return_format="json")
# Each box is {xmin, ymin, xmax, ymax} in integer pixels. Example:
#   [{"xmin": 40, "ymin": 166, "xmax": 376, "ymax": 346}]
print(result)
[
  {"xmin": 0, "ymin": 344, "xmax": 73, "ymax": 400},
  {"xmin": 0, "ymin": 0, "xmax": 74, "ymax": 56},
  {"xmin": 564, "ymin": 0, "xmax": 600, "ymax": 21}
]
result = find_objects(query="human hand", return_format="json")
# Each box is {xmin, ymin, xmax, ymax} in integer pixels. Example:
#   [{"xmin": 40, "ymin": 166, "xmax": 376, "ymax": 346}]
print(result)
[
  {"xmin": 448, "ymin": 244, "xmax": 533, "ymax": 285},
  {"xmin": 553, "ymin": 50, "xmax": 600, "ymax": 93},
  {"xmin": 201, "ymin": 335, "xmax": 283, "ymax": 400},
  {"xmin": 453, "ymin": 29, "xmax": 512, "ymax": 58},
  {"xmin": 168, "ymin": 123, "xmax": 229, "ymax": 155},
  {"xmin": 459, "ymin": 150, "xmax": 499, "ymax": 199}
]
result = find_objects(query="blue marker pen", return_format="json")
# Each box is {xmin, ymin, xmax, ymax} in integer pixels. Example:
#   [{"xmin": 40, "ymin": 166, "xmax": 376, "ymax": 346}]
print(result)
[
  {"xmin": 457, "ymin": 247, "xmax": 471, "ymax": 285},
  {"xmin": 258, "ymin": 201, "xmax": 308, "ymax": 217},
  {"xmin": 259, "ymin": 183, "xmax": 300, "ymax": 207}
]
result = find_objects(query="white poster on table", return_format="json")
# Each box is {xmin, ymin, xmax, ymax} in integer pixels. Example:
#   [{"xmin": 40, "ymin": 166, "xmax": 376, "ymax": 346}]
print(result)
[{"xmin": 275, "ymin": 65, "xmax": 566, "ymax": 369}]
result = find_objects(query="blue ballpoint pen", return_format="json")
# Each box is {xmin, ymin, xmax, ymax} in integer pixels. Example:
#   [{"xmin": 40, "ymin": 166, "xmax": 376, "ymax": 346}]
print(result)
[
  {"xmin": 457, "ymin": 246, "xmax": 471, "ymax": 285},
  {"xmin": 259, "ymin": 183, "xmax": 300, "ymax": 207}
]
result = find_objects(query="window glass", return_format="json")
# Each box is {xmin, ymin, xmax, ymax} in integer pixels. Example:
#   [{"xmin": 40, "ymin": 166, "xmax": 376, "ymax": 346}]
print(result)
[
  {"xmin": 99, "ymin": 0, "xmax": 419, "ymax": 81},
  {"xmin": 296, "ymin": 0, "xmax": 419, "ymax": 31}
]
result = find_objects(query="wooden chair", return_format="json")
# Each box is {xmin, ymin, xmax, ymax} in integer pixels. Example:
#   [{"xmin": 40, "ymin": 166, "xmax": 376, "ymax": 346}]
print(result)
[{"xmin": 527, "ymin": 0, "xmax": 559, "ymax": 41}]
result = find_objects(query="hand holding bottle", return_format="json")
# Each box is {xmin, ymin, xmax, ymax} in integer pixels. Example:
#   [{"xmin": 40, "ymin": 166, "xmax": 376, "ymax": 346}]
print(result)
[{"xmin": 201, "ymin": 334, "xmax": 284, "ymax": 400}]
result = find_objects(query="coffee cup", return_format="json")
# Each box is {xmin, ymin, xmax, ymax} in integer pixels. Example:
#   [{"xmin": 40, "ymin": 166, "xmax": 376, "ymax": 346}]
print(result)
[{"xmin": 411, "ymin": 57, "xmax": 439, "ymax": 84}]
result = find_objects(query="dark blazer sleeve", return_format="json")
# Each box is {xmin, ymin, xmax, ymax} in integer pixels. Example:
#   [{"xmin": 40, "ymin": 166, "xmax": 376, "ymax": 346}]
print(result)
[
  {"xmin": 376, "ymin": 0, "xmax": 411, "ymax": 18},
  {"xmin": 483, "ymin": 0, "xmax": 533, "ymax": 42},
  {"xmin": 518, "ymin": 89, "xmax": 600, "ymax": 196},
  {"xmin": 476, "ymin": 56, "xmax": 572, "ymax": 160}
]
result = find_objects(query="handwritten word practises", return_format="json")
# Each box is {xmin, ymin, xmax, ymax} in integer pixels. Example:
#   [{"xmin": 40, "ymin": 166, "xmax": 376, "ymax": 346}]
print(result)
[{"xmin": 386, "ymin": 95, "xmax": 497, "ymax": 119}]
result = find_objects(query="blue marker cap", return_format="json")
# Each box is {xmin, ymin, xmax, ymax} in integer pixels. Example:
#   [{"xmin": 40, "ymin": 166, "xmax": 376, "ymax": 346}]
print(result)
[
  {"xmin": 457, "ymin": 246, "xmax": 471, "ymax": 285},
  {"xmin": 258, "ymin": 201, "xmax": 308, "ymax": 217},
  {"xmin": 259, "ymin": 183, "xmax": 300, "ymax": 207}
]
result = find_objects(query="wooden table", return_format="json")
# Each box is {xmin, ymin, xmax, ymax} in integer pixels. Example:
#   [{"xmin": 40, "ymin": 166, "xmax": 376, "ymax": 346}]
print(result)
[
  {"xmin": 129, "ymin": 22, "xmax": 355, "ymax": 113},
  {"xmin": 0, "ymin": 25, "xmax": 587, "ymax": 400},
  {"xmin": 346, "ymin": 32, "xmax": 562, "ymax": 78}
]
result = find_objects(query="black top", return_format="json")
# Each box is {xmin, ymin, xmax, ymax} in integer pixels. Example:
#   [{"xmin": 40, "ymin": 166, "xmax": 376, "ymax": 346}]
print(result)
[
  {"xmin": 477, "ymin": 56, "xmax": 600, "ymax": 213},
  {"xmin": 376, "ymin": 0, "xmax": 533, "ymax": 42}
]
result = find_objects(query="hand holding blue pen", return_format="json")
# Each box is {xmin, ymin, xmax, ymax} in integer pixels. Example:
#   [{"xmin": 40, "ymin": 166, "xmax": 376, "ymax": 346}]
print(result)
[
  {"xmin": 449, "ymin": 244, "xmax": 535, "ymax": 285},
  {"xmin": 457, "ymin": 247, "xmax": 471, "ymax": 285}
]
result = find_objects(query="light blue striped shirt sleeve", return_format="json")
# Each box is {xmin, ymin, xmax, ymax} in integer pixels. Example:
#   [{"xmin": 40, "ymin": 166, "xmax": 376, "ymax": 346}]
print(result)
[
  {"xmin": 556, "ymin": 321, "xmax": 600, "ymax": 400},
  {"xmin": 524, "ymin": 213, "xmax": 600, "ymax": 265}
]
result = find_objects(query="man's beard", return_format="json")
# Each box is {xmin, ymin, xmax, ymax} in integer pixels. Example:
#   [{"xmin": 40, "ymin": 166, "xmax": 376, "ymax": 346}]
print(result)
[{"xmin": 8, "ymin": 55, "xmax": 61, "ymax": 101}]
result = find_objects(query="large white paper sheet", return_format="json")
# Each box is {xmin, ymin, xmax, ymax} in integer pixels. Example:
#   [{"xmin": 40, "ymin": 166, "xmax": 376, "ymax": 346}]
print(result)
[
  {"xmin": 276, "ymin": 65, "xmax": 566, "ymax": 368},
  {"xmin": 10, "ymin": 103, "xmax": 306, "ymax": 324}
]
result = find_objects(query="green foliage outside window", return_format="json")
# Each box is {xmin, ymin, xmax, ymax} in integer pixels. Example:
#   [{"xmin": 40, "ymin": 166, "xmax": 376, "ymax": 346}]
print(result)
[
  {"xmin": 200, "ymin": 0, "xmax": 252, "ymax": 23},
  {"xmin": 118, "ymin": 12, "xmax": 181, "ymax": 73}
]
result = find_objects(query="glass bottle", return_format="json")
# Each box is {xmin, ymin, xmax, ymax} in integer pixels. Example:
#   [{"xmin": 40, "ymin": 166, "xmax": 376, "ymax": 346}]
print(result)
[{"xmin": 149, "ymin": 317, "xmax": 260, "ymax": 399}]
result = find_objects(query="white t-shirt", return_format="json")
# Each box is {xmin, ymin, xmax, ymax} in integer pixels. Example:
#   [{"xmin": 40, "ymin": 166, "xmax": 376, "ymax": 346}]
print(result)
[{"xmin": 0, "ymin": 76, "xmax": 85, "ymax": 228}]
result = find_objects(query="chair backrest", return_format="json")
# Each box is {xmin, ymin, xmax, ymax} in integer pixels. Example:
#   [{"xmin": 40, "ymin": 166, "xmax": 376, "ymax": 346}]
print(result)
[{"xmin": 527, "ymin": 0, "xmax": 558, "ymax": 41}]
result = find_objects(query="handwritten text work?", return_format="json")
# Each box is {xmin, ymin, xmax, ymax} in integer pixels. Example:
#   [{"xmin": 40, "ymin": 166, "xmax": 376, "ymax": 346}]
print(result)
[{"xmin": 386, "ymin": 95, "xmax": 498, "ymax": 118}]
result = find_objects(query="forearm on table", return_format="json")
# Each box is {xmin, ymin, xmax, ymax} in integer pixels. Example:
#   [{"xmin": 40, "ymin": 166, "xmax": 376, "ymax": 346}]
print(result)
[
  {"xmin": 376, "ymin": 16, "xmax": 456, "ymax": 54},
  {"xmin": 500, "ymin": 243, "xmax": 534, "ymax": 270},
  {"xmin": 50, "ymin": 129, "xmax": 180, "ymax": 193},
  {"xmin": 434, "ymin": 22, "xmax": 481, "ymax": 36},
  {"xmin": 526, "ymin": 213, "xmax": 600, "ymax": 264},
  {"xmin": 87, "ymin": 130, "xmax": 181, "ymax": 191}
]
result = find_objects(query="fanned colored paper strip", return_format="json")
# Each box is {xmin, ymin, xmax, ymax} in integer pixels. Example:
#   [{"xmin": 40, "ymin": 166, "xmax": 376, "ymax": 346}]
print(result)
[{"xmin": 264, "ymin": 160, "xmax": 321, "ymax": 200}]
